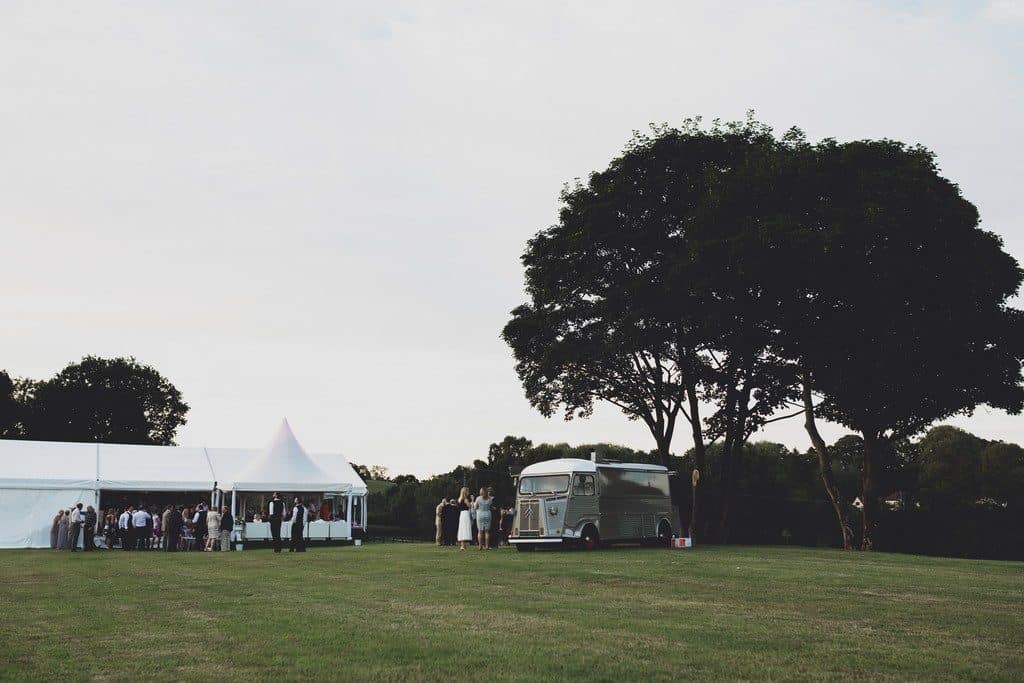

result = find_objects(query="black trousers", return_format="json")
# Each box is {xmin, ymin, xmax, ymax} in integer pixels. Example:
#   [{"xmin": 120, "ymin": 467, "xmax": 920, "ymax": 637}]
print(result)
[
  {"xmin": 84, "ymin": 528, "xmax": 94, "ymax": 551},
  {"xmin": 69, "ymin": 523, "xmax": 81, "ymax": 551},
  {"xmin": 443, "ymin": 520, "xmax": 455, "ymax": 545},
  {"xmin": 290, "ymin": 522, "xmax": 305, "ymax": 552},
  {"xmin": 135, "ymin": 529, "xmax": 148, "ymax": 550},
  {"xmin": 121, "ymin": 527, "xmax": 131, "ymax": 550},
  {"xmin": 270, "ymin": 518, "xmax": 283, "ymax": 552},
  {"xmin": 165, "ymin": 531, "xmax": 178, "ymax": 551}
]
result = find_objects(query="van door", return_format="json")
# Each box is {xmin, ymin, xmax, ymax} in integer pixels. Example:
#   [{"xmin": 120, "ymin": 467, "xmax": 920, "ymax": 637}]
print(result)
[{"xmin": 566, "ymin": 473, "xmax": 598, "ymax": 531}]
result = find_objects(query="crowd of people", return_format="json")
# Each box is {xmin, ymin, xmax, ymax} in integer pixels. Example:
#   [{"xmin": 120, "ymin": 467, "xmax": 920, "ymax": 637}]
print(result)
[
  {"xmin": 48, "ymin": 493, "xmax": 333, "ymax": 553},
  {"xmin": 48, "ymin": 489, "xmax": 512, "ymax": 553},
  {"xmin": 49, "ymin": 501, "xmax": 236, "ymax": 552},
  {"xmin": 434, "ymin": 486, "xmax": 515, "ymax": 550}
]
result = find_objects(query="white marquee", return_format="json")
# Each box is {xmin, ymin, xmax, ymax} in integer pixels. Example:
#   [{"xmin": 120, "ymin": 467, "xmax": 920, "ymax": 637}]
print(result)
[{"xmin": 0, "ymin": 419, "xmax": 367, "ymax": 548}]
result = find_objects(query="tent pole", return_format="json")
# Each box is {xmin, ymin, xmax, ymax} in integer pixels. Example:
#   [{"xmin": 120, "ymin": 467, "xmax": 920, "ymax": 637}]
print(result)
[{"xmin": 362, "ymin": 495, "xmax": 367, "ymax": 529}]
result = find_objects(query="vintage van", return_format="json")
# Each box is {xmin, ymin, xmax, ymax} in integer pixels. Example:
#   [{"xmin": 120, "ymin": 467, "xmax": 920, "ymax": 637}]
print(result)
[{"xmin": 509, "ymin": 456, "xmax": 677, "ymax": 550}]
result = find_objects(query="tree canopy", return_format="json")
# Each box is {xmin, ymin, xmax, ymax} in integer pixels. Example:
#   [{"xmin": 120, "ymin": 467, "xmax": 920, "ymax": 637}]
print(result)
[
  {"xmin": 7, "ymin": 356, "xmax": 189, "ymax": 445},
  {"xmin": 770, "ymin": 139, "xmax": 1024, "ymax": 547},
  {"xmin": 505, "ymin": 115, "xmax": 1024, "ymax": 548}
]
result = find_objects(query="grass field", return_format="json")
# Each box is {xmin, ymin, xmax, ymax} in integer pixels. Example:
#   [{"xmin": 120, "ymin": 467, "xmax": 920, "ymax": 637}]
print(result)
[{"xmin": 1, "ymin": 543, "xmax": 1021, "ymax": 681}]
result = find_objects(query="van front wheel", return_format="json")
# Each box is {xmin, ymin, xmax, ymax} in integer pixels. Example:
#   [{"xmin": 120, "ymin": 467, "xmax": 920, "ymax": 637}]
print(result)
[{"xmin": 579, "ymin": 525, "xmax": 600, "ymax": 551}]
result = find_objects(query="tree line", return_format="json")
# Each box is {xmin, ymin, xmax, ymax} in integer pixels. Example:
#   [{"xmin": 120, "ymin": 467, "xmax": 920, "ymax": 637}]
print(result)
[
  {"xmin": 501, "ymin": 115, "xmax": 1024, "ymax": 550},
  {"xmin": 360, "ymin": 425, "xmax": 1024, "ymax": 559}
]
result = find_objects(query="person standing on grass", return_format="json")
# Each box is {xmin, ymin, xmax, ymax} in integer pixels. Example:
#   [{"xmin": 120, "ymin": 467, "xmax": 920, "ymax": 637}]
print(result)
[
  {"xmin": 219, "ymin": 506, "xmax": 233, "ymax": 551},
  {"xmin": 148, "ymin": 507, "xmax": 160, "ymax": 550},
  {"xmin": 83, "ymin": 505, "xmax": 98, "ymax": 551},
  {"xmin": 435, "ymin": 498, "xmax": 447, "ymax": 546},
  {"xmin": 50, "ymin": 510, "xmax": 62, "ymax": 549},
  {"xmin": 103, "ymin": 511, "xmax": 117, "ymax": 550},
  {"xmin": 501, "ymin": 507, "xmax": 515, "ymax": 547},
  {"xmin": 68, "ymin": 503, "xmax": 84, "ymax": 552},
  {"xmin": 166, "ymin": 506, "xmax": 183, "ymax": 552},
  {"xmin": 192, "ymin": 503, "xmax": 208, "ymax": 552},
  {"xmin": 440, "ymin": 498, "xmax": 453, "ymax": 545},
  {"xmin": 456, "ymin": 488, "xmax": 473, "ymax": 551},
  {"xmin": 161, "ymin": 506, "xmax": 172, "ymax": 551},
  {"xmin": 118, "ymin": 506, "xmax": 132, "ymax": 550},
  {"xmin": 448, "ymin": 497, "xmax": 460, "ymax": 545},
  {"xmin": 474, "ymin": 488, "xmax": 493, "ymax": 550},
  {"xmin": 56, "ymin": 509, "xmax": 69, "ymax": 550},
  {"xmin": 469, "ymin": 494, "xmax": 477, "ymax": 542},
  {"xmin": 131, "ymin": 505, "xmax": 149, "ymax": 550},
  {"xmin": 268, "ymin": 492, "xmax": 285, "ymax": 553},
  {"xmin": 487, "ymin": 487, "xmax": 500, "ymax": 546},
  {"xmin": 204, "ymin": 506, "xmax": 221, "ymax": 551},
  {"xmin": 289, "ymin": 497, "xmax": 308, "ymax": 552}
]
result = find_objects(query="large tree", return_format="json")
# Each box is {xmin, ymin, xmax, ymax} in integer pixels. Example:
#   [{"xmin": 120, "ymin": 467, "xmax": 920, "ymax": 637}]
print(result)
[
  {"xmin": 503, "ymin": 117, "xmax": 799, "ymax": 541},
  {"xmin": 24, "ymin": 356, "xmax": 189, "ymax": 445},
  {"xmin": 778, "ymin": 139, "xmax": 1024, "ymax": 549}
]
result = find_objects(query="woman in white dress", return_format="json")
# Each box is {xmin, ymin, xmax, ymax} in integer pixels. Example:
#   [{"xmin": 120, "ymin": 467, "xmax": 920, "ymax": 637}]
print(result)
[{"xmin": 456, "ymin": 487, "xmax": 473, "ymax": 551}]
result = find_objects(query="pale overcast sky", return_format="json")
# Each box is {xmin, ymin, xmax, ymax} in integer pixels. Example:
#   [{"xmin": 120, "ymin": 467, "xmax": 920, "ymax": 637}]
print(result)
[{"xmin": 2, "ymin": 2, "xmax": 1022, "ymax": 477}]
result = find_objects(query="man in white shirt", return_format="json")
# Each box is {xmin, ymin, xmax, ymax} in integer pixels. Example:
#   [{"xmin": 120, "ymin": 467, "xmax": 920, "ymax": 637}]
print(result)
[
  {"xmin": 118, "ymin": 506, "xmax": 133, "ymax": 551},
  {"xmin": 68, "ymin": 503, "xmax": 84, "ymax": 552},
  {"xmin": 132, "ymin": 506, "xmax": 151, "ymax": 551}
]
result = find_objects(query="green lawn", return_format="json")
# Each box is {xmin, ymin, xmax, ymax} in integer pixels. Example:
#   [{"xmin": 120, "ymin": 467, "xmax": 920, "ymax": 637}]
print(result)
[{"xmin": 1, "ymin": 544, "xmax": 1021, "ymax": 681}]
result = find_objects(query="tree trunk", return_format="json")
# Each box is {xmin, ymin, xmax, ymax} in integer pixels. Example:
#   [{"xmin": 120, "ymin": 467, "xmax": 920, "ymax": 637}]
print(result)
[
  {"xmin": 718, "ymin": 385, "xmax": 751, "ymax": 545},
  {"xmin": 802, "ymin": 375, "xmax": 855, "ymax": 550},
  {"xmin": 710, "ymin": 383, "xmax": 738, "ymax": 544},
  {"xmin": 860, "ymin": 432, "xmax": 880, "ymax": 551},
  {"xmin": 686, "ymin": 380, "xmax": 707, "ymax": 543}
]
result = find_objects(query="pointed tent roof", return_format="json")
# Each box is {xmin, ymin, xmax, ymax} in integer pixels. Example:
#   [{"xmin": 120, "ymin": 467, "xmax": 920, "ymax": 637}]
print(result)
[{"xmin": 229, "ymin": 419, "xmax": 351, "ymax": 492}]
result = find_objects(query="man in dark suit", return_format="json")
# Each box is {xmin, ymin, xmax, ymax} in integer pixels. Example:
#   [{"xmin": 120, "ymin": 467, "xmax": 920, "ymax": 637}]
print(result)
[
  {"xmin": 289, "ymin": 497, "xmax": 307, "ymax": 552},
  {"xmin": 193, "ymin": 503, "xmax": 208, "ymax": 552},
  {"xmin": 219, "ymin": 506, "xmax": 234, "ymax": 551},
  {"xmin": 443, "ymin": 497, "xmax": 458, "ymax": 546},
  {"xmin": 268, "ymin": 492, "xmax": 284, "ymax": 553},
  {"xmin": 83, "ymin": 505, "xmax": 98, "ymax": 551}
]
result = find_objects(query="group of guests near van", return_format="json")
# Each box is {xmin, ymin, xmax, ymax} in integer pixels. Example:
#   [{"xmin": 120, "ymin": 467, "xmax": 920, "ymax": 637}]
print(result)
[
  {"xmin": 49, "ymin": 501, "xmax": 235, "ymax": 552},
  {"xmin": 435, "ymin": 487, "xmax": 515, "ymax": 550}
]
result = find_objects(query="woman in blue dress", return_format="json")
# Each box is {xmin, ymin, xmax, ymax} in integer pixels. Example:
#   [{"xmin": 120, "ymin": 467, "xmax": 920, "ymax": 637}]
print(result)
[{"xmin": 474, "ymin": 487, "xmax": 494, "ymax": 550}]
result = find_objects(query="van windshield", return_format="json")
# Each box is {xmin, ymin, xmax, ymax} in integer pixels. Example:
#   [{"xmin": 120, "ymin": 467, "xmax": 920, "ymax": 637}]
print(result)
[{"xmin": 518, "ymin": 475, "xmax": 569, "ymax": 495}]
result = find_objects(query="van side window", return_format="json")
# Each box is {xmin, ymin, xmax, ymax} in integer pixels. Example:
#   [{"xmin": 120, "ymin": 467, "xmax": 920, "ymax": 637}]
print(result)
[{"xmin": 573, "ymin": 474, "xmax": 596, "ymax": 496}]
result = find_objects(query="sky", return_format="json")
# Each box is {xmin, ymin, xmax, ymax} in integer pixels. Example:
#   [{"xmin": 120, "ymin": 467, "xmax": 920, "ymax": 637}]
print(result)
[{"xmin": 1, "ymin": 1, "xmax": 1022, "ymax": 478}]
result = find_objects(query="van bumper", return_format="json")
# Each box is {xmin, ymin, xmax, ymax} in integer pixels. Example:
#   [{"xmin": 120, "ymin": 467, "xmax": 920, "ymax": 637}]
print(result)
[{"xmin": 508, "ymin": 537, "xmax": 563, "ymax": 544}]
